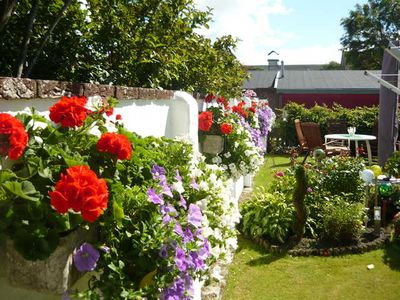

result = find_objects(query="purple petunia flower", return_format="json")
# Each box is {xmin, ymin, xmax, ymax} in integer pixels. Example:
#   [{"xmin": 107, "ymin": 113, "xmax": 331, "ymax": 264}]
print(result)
[
  {"xmin": 147, "ymin": 188, "xmax": 164, "ymax": 205},
  {"xmin": 191, "ymin": 178, "xmax": 199, "ymax": 191},
  {"xmin": 73, "ymin": 243, "xmax": 100, "ymax": 272},
  {"xmin": 151, "ymin": 164, "xmax": 166, "ymax": 180},
  {"xmin": 161, "ymin": 275, "xmax": 193, "ymax": 300},
  {"xmin": 199, "ymin": 239, "xmax": 210, "ymax": 259},
  {"xmin": 188, "ymin": 204, "xmax": 202, "ymax": 228},
  {"xmin": 189, "ymin": 251, "xmax": 205, "ymax": 270},
  {"xmin": 179, "ymin": 195, "xmax": 187, "ymax": 209},
  {"xmin": 159, "ymin": 178, "xmax": 174, "ymax": 198},
  {"xmin": 160, "ymin": 244, "xmax": 169, "ymax": 258},
  {"xmin": 174, "ymin": 247, "xmax": 188, "ymax": 272},
  {"xmin": 175, "ymin": 170, "xmax": 182, "ymax": 182},
  {"xmin": 161, "ymin": 204, "xmax": 178, "ymax": 224}
]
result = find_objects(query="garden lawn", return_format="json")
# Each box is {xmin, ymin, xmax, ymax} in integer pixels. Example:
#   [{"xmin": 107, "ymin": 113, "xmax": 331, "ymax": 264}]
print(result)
[{"xmin": 224, "ymin": 154, "xmax": 400, "ymax": 300}]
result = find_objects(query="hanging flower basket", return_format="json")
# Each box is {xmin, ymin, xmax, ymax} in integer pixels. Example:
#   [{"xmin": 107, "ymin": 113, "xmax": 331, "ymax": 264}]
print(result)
[
  {"xmin": 5, "ymin": 226, "xmax": 97, "ymax": 295},
  {"xmin": 201, "ymin": 135, "xmax": 225, "ymax": 155}
]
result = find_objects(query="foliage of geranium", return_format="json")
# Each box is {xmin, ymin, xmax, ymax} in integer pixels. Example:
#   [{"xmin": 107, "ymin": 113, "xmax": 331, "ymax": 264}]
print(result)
[{"xmin": 0, "ymin": 95, "xmax": 130, "ymax": 260}]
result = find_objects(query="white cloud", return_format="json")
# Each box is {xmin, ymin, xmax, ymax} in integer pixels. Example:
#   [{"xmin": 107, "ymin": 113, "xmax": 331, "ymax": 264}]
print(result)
[
  {"xmin": 278, "ymin": 45, "xmax": 342, "ymax": 65},
  {"xmin": 194, "ymin": 0, "xmax": 341, "ymax": 65},
  {"xmin": 194, "ymin": 0, "xmax": 292, "ymax": 64}
]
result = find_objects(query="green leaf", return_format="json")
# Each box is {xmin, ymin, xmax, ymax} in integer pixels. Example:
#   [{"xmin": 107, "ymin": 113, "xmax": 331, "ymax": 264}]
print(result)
[{"xmin": 2, "ymin": 181, "xmax": 41, "ymax": 201}]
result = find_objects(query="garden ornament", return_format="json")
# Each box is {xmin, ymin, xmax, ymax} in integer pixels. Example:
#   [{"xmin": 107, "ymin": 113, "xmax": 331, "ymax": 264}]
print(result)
[
  {"xmin": 313, "ymin": 148, "xmax": 325, "ymax": 161},
  {"xmin": 369, "ymin": 165, "xmax": 382, "ymax": 178},
  {"xmin": 378, "ymin": 181, "xmax": 394, "ymax": 197},
  {"xmin": 360, "ymin": 169, "xmax": 375, "ymax": 184}
]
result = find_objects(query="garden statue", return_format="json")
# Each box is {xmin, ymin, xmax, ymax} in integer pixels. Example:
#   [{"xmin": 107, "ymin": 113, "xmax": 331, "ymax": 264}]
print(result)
[{"xmin": 292, "ymin": 165, "xmax": 308, "ymax": 242}]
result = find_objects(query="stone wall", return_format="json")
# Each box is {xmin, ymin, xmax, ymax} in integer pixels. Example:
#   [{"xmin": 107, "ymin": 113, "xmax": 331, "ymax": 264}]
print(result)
[{"xmin": 0, "ymin": 77, "xmax": 174, "ymax": 100}]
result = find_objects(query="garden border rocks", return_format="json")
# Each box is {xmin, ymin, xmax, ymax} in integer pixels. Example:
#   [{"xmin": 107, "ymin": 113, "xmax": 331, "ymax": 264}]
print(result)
[{"xmin": 248, "ymin": 226, "xmax": 392, "ymax": 257}]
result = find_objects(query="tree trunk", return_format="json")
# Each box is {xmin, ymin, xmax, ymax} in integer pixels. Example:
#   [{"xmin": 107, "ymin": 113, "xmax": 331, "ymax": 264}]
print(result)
[
  {"xmin": 0, "ymin": 0, "xmax": 19, "ymax": 32},
  {"xmin": 16, "ymin": 0, "xmax": 39, "ymax": 78},
  {"xmin": 25, "ymin": 0, "xmax": 72, "ymax": 77}
]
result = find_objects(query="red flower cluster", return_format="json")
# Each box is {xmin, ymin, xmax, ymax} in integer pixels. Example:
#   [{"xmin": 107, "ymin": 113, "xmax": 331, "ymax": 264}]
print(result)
[
  {"xmin": 49, "ymin": 96, "xmax": 90, "ymax": 128},
  {"xmin": 50, "ymin": 166, "xmax": 108, "ymax": 222},
  {"xmin": 198, "ymin": 111, "xmax": 213, "ymax": 132},
  {"xmin": 248, "ymin": 101, "xmax": 257, "ymax": 113},
  {"xmin": 205, "ymin": 93, "xmax": 215, "ymax": 103},
  {"xmin": 232, "ymin": 101, "xmax": 249, "ymax": 118},
  {"xmin": 97, "ymin": 132, "xmax": 132, "ymax": 160},
  {"xmin": 220, "ymin": 123, "xmax": 233, "ymax": 135},
  {"xmin": 0, "ymin": 113, "xmax": 28, "ymax": 160},
  {"xmin": 216, "ymin": 96, "xmax": 230, "ymax": 110}
]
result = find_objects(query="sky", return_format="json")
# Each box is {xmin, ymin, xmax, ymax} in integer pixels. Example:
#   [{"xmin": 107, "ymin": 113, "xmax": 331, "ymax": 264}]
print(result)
[{"xmin": 194, "ymin": 0, "xmax": 364, "ymax": 65}]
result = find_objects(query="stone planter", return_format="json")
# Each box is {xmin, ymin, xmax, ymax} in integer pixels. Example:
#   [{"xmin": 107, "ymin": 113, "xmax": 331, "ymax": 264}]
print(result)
[
  {"xmin": 5, "ymin": 226, "xmax": 97, "ymax": 295},
  {"xmin": 244, "ymin": 174, "xmax": 254, "ymax": 188},
  {"xmin": 201, "ymin": 135, "xmax": 224, "ymax": 155}
]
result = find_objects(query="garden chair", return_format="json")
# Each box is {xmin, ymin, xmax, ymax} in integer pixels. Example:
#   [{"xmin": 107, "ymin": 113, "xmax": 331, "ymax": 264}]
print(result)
[
  {"xmin": 294, "ymin": 119, "xmax": 308, "ymax": 153},
  {"xmin": 300, "ymin": 121, "xmax": 350, "ymax": 156}
]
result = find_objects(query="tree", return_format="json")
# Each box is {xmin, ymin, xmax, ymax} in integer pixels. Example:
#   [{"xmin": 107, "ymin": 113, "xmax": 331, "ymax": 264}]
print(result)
[
  {"xmin": 340, "ymin": 0, "xmax": 400, "ymax": 70},
  {"xmin": 0, "ymin": 0, "xmax": 245, "ymax": 97},
  {"xmin": 321, "ymin": 61, "xmax": 342, "ymax": 70},
  {"xmin": 0, "ymin": 0, "xmax": 19, "ymax": 32}
]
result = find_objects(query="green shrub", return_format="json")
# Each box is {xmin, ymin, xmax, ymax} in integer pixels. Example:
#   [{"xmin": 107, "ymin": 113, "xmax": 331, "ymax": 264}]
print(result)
[
  {"xmin": 320, "ymin": 197, "xmax": 365, "ymax": 245},
  {"xmin": 318, "ymin": 156, "xmax": 365, "ymax": 202},
  {"xmin": 384, "ymin": 151, "xmax": 400, "ymax": 178},
  {"xmin": 240, "ymin": 188, "xmax": 294, "ymax": 243},
  {"xmin": 272, "ymin": 102, "xmax": 379, "ymax": 150}
]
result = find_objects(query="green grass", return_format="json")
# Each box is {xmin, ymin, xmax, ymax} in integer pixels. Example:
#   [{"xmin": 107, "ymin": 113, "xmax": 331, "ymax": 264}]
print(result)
[
  {"xmin": 223, "ymin": 237, "xmax": 400, "ymax": 300},
  {"xmin": 223, "ymin": 154, "xmax": 400, "ymax": 300},
  {"xmin": 253, "ymin": 154, "xmax": 293, "ymax": 189}
]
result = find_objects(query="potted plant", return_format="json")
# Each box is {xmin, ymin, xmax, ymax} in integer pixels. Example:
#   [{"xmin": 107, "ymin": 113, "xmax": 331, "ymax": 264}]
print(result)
[{"xmin": 0, "ymin": 95, "xmax": 132, "ymax": 293}]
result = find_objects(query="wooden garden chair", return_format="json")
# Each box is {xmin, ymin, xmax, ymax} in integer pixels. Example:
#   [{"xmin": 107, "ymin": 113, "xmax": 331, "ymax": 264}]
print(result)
[
  {"xmin": 300, "ymin": 121, "xmax": 350, "ymax": 156},
  {"xmin": 294, "ymin": 119, "xmax": 308, "ymax": 153}
]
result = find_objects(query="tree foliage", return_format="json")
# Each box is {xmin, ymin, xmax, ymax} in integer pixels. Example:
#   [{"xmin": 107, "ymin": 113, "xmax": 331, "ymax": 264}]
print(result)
[
  {"xmin": 340, "ymin": 0, "xmax": 400, "ymax": 70},
  {"xmin": 0, "ymin": 0, "xmax": 245, "ymax": 97}
]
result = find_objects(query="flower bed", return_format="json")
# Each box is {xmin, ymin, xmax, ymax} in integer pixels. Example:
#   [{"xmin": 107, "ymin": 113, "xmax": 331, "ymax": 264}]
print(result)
[{"xmin": 0, "ymin": 95, "xmax": 241, "ymax": 298}]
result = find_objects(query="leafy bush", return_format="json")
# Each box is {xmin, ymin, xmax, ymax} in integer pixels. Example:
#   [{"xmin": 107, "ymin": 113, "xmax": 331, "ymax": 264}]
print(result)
[
  {"xmin": 240, "ymin": 188, "xmax": 294, "ymax": 243},
  {"xmin": 272, "ymin": 102, "xmax": 379, "ymax": 149},
  {"xmin": 320, "ymin": 197, "xmax": 365, "ymax": 245},
  {"xmin": 318, "ymin": 156, "xmax": 365, "ymax": 202},
  {"xmin": 384, "ymin": 151, "xmax": 400, "ymax": 178}
]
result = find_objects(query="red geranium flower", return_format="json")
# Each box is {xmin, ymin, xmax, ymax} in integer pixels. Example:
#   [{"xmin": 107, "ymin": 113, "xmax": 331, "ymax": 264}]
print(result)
[
  {"xmin": 205, "ymin": 94, "xmax": 215, "ymax": 103},
  {"xmin": 0, "ymin": 113, "xmax": 28, "ymax": 160},
  {"xmin": 220, "ymin": 123, "xmax": 233, "ymax": 135},
  {"xmin": 49, "ymin": 166, "xmax": 108, "ymax": 222},
  {"xmin": 49, "ymin": 96, "xmax": 90, "ymax": 128},
  {"xmin": 116, "ymin": 114, "xmax": 122, "ymax": 120},
  {"xmin": 97, "ymin": 132, "xmax": 132, "ymax": 160},
  {"xmin": 198, "ymin": 111, "xmax": 213, "ymax": 132}
]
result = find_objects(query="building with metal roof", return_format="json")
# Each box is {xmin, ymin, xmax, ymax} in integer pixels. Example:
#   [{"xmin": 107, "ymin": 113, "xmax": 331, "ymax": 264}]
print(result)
[{"xmin": 244, "ymin": 63, "xmax": 380, "ymax": 109}]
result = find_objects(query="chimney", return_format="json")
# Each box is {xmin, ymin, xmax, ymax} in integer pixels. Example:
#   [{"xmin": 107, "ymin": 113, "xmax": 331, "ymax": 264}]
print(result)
[
  {"xmin": 267, "ymin": 50, "xmax": 279, "ymax": 70},
  {"xmin": 267, "ymin": 59, "xmax": 279, "ymax": 70},
  {"xmin": 280, "ymin": 60, "xmax": 284, "ymax": 78}
]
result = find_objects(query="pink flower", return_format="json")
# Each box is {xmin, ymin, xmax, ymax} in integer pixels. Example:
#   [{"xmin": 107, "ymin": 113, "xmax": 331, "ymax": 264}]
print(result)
[
  {"xmin": 275, "ymin": 171, "xmax": 284, "ymax": 177},
  {"xmin": 307, "ymin": 187, "xmax": 313, "ymax": 193}
]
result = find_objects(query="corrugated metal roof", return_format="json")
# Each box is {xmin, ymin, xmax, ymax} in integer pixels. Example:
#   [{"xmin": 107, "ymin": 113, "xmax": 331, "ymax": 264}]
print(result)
[
  {"xmin": 243, "ymin": 70, "xmax": 277, "ymax": 89},
  {"xmin": 277, "ymin": 70, "xmax": 380, "ymax": 92}
]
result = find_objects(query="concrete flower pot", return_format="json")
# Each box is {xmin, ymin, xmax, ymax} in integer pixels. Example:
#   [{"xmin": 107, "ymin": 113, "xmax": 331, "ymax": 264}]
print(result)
[
  {"xmin": 244, "ymin": 174, "xmax": 254, "ymax": 188},
  {"xmin": 201, "ymin": 135, "xmax": 224, "ymax": 155},
  {"xmin": 5, "ymin": 226, "xmax": 97, "ymax": 295}
]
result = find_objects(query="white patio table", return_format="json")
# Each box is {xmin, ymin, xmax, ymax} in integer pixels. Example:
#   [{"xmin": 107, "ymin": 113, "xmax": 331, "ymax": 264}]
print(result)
[{"xmin": 324, "ymin": 133, "xmax": 376, "ymax": 165}]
